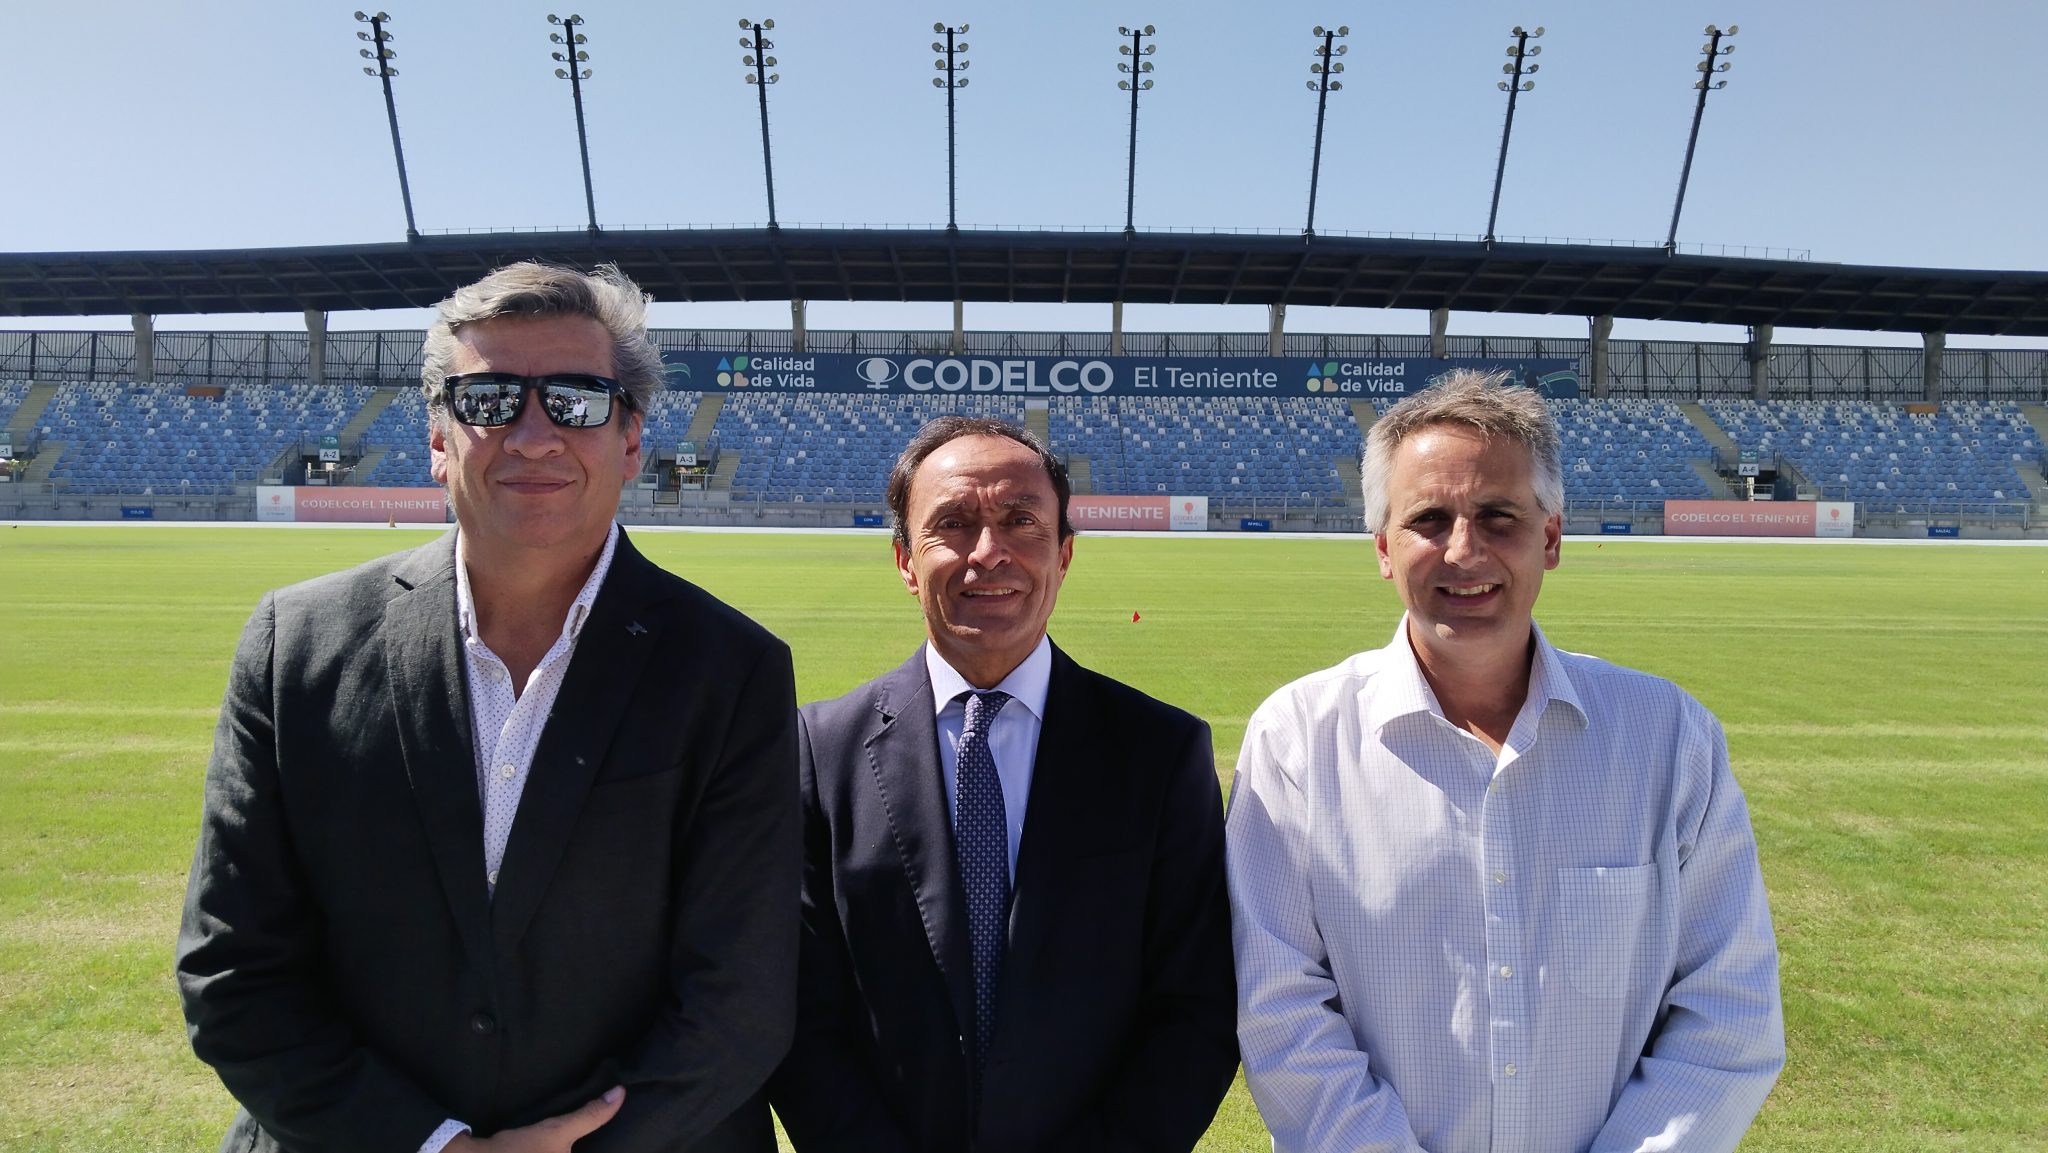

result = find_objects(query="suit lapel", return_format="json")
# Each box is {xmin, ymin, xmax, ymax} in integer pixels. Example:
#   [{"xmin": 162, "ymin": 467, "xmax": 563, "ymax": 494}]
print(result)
[
  {"xmin": 862, "ymin": 649, "xmax": 976, "ymax": 1044},
  {"xmin": 492, "ymin": 531, "xmax": 669, "ymax": 952},
  {"xmin": 382, "ymin": 533, "xmax": 494, "ymax": 974},
  {"xmin": 1000, "ymin": 644, "xmax": 1100, "ymax": 1018}
]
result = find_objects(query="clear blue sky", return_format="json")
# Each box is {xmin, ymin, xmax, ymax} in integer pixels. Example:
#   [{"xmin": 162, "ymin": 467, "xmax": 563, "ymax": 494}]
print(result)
[{"xmin": 8, "ymin": 0, "xmax": 2046, "ymax": 347}]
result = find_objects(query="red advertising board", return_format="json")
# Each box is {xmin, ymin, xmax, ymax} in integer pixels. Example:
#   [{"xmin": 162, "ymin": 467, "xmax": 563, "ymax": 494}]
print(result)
[
  {"xmin": 1067, "ymin": 495, "xmax": 1209, "ymax": 532},
  {"xmin": 1070, "ymin": 495, "xmax": 1173, "ymax": 531},
  {"xmin": 293, "ymin": 487, "xmax": 449, "ymax": 523},
  {"xmin": 1662, "ymin": 500, "xmax": 1854, "ymax": 537}
]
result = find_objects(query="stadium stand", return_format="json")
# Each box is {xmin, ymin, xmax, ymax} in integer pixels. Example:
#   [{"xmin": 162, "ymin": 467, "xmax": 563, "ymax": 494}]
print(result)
[
  {"xmin": 6, "ymin": 378, "xmax": 2041, "ymax": 521},
  {"xmin": 354, "ymin": 387, "xmax": 701, "ymax": 488},
  {"xmin": 1705, "ymin": 399, "xmax": 2040, "ymax": 507},
  {"xmin": 0, "ymin": 380, "xmax": 29, "ymax": 430},
  {"xmin": 357, "ymin": 390, "xmax": 433, "ymax": 486},
  {"xmin": 634, "ymin": 388, "xmax": 703, "ymax": 467},
  {"xmin": 1546, "ymin": 398, "xmax": 1716, "ymax": 504},
  {"xmin": 709, "ymin": 392, "xmax": 1025, "ymax": 502},
  {"xmin": 30, "ymin": 381, "xmax": 366, "ymax": 496},
  {"xmin": 1054, "ymin": 396, "xmax": 1354, "ymax": 506}
]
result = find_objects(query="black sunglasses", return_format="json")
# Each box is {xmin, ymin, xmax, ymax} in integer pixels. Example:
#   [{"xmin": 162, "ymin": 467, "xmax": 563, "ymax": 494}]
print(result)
[{"xmin": 440, "ymin": 373, "xmax": 633, "ymax": 430}]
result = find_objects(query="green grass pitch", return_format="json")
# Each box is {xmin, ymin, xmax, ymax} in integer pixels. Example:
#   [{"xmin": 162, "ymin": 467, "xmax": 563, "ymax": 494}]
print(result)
[{"xmin": 1, "ymin": 526, "xmax": 2043, "ymax": 1151}]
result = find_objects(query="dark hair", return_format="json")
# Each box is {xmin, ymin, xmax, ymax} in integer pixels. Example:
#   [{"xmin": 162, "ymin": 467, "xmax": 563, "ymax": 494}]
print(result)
[{"xmin": 886, "ymin": 415, "xmax": 1075, "ymax": 548}]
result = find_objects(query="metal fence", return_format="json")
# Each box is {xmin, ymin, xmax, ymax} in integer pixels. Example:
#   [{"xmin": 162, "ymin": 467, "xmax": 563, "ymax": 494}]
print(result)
[{"xmin": 2, "ymin": 327, "xmax": 2046, "ymax": 400}]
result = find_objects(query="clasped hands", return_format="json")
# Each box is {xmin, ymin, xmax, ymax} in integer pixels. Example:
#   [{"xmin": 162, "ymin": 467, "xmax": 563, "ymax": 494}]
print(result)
[{"xmin": 444, "ymin": 1087, "xmax": 625, "ymax": 1152}]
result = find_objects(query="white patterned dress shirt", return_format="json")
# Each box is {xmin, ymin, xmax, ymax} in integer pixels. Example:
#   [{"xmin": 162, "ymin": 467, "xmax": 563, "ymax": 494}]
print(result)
[
  {"xmin": 927, "ymin": 635, "xmax": 1051, "ymax": 878},
  {"xmin": 420, "ymin": 523, "xmax": 620, "ymax": 1153},
  {"xmin": 1227, "ymin": 617, "xmax": 1783, "ymax": 1153}
]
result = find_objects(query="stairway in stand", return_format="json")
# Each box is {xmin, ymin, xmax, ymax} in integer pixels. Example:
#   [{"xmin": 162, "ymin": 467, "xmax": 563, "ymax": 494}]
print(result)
[
  {"xmin": 6, "ymin": 381, "xmax": 61, "ymax": 446},
  {"xmin": 1065, "ymin": 455, "xmax": 1093, "ymax": 494},
  {"xmin": 685, "ymin": 394, "xmax": 723, "ymax": 447}
]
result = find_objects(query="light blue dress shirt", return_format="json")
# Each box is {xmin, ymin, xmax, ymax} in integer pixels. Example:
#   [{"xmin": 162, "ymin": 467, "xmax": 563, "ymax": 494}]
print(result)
[
  {"xmin": 1227, "ymin": 618, "xmax": 1783, "ymax": 1153},
  {"xmin": 927, "ymin": 636, "xmax": 1051, "ymax": 879}
]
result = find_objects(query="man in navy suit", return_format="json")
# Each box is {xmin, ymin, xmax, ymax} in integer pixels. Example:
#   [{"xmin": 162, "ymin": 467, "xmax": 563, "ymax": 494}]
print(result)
[{"xmin": 769, "ymin": 416, "xmax": 1237, "ymax": 1152}]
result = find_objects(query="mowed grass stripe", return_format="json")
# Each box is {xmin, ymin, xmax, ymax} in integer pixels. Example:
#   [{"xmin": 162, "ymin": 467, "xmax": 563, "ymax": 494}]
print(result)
[{"xmin": 0, "ymin": 528, "xmax": 2042, "ymax": 1152}]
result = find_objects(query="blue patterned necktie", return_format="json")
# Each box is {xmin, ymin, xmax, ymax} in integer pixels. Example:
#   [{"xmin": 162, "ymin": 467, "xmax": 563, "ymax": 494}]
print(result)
[{"xmin": 954, "ymin": 689, "xmax": 1012, "ymax": 1084}]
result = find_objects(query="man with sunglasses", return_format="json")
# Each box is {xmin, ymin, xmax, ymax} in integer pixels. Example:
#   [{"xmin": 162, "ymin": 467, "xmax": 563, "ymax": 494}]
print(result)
[{"xmin": 178, "ymin": 262, "xmax": 799, "ymax": 1153}]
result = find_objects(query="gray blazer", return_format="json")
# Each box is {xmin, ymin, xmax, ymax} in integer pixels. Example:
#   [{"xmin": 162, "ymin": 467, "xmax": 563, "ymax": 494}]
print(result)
[{"xmin": 177, "ymin": 529, "xmax": 798, "ymax": 1153}]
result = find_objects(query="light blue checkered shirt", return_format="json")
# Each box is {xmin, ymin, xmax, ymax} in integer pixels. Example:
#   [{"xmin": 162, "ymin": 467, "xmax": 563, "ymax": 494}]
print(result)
[{"xmin": 1227, "ymin": 618, "xmax": 1783, "ymax": 1153}]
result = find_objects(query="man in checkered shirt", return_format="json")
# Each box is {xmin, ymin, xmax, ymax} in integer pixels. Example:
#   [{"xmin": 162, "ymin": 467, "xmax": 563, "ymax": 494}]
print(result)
[{"xmin": 1227, "ymin": 372, "xmax": 1783, "ymax": 1153}]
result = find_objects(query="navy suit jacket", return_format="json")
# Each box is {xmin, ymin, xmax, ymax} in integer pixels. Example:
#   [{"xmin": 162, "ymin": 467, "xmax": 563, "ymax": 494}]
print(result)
[
  {"xmin": 769, "ymin": 643, "xmax": 1237, "ymax": 1153},
  {"xmin": 176, "ymin": 530, "xmax": 798, "ymax": 1153}
]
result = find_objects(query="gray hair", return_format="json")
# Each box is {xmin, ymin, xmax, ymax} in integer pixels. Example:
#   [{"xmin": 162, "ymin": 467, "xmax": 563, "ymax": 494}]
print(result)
[
  {"xmin": 419, "ymin": 261, "xmax": 664, "ymax": 422},
  {"xmin": 1360, "ymin": 370, "xmax": 1564, "ymax": 533}
]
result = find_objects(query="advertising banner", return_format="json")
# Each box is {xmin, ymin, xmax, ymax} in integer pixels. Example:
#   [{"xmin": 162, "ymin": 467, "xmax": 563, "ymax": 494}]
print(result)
[
  {"xmin": 661, "ymin": 352, "xmax": 1579, "ymax": 399},
  {"xmin": 1814, "ymin": 501, "xmax": 1856, "ymax": 538},
  {"xmin": 256, "ymin": 485, "xmax": 296, "ymax": 522},
  {"xmin": 257, "ymin": 485, "xmax": 448, "ymax": 523},
  {"xmin": 1662, "ymin": 500, "xmax": 1856, "ymax": 538},
  {"xmin": 1069, "ymin": 495, "xmax": 1209, "ymax": 532}
]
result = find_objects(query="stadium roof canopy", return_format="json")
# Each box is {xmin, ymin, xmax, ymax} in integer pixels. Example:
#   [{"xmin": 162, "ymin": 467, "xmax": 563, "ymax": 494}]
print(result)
[{"xmin": 5, "ymin": 227, "xmax": 2048, "ymax": 336}]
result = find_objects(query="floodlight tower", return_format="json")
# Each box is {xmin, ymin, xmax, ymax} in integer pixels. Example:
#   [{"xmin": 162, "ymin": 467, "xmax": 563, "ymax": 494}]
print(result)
[
  {"xmin": 932, "ymin": 23, "xmax": 971, "ymax": 232},
  {"xmin": 547, "ymin": 13, "xmax": 600, "ymax": 234},
  {"xmin": 1116, "ymin": 24, "xmax": 1158, "ymax": 236},
  {"xmin": 1484, "ymin": 25, "xmax": 1542, "ymax": 245},
  {"xmin": 1666, "ymin": 23, "xmax": 1737, "ymax": 251},
  {"xmin": 354, "ymin": 11, "xmax": 418, "ymax": 241},
  {"xmin": 741, "ymin": 18, "xmax": 782, "ymax": 230},
  {"xmin": 1302, "ymin": 25, "xmax": 1348, "ymax": 237}
]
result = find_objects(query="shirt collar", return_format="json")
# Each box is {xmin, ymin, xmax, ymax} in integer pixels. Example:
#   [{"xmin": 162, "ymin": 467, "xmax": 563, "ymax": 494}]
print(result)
[
  {"xmin": 1524, "ymin": 621, "xmax": 1588, "ymax": 729},
  {"xmin": 925, "ymin": 634, "xmax": 1053, "ymax": 723},
  {"xmin": 1367, "ymin": 613, "xmax": 1587, "ymax": 733},
  {"xmin": 455, "ymin": 521, "xmax": 621, "ymax": 647}
]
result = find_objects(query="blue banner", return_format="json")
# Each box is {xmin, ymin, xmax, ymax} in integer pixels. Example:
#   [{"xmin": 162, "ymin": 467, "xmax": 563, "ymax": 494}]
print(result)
[
  {"xmin": 120, "ymin": 506, "xmax": 155, "ymax": 519},
  {"xmin": 661, "ymin": 352, "xmax": 1579, "ymax": 399},
  {"xmin": 851, "ymin": 514, "xmax": 886, "ymax": 528},
  {"xmin": 1239, "ymin": 518, "xmax": 1273, "ymax": 532},
  {"xmin": 1600, "ymin": 521, "xmax": 1633, "ymax": 534},
  {"xmin": 1926, "ymin": 525, "xmax": 1960, "ymax": 538}
]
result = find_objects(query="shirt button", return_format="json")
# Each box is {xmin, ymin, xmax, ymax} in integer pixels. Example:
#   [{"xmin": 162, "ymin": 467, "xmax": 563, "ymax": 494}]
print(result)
[
  {"xmin": 1499, "ymin": 965, "xmax": 1513, "ymax": 978},
  {"xmin": 470, "ymin": 1013, "xmax": 496, "ymax": 1035},
  {"xmin": 498, "ymin": 763, "xmax": 516, "ymax": 780},
  {"xmin": 1493, "ymin": 870, "xmax": 1508, "ymax": 884},
  {"xmin": 487, "ymin": 869, "xmax": 500, "ymax": 885},
  {"xmin": 1504, "ymin": 1063, "xmax": 1518, "ymax": 1077}
]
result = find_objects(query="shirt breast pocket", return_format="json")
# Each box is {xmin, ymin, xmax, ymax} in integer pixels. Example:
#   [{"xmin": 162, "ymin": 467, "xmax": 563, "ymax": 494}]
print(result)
[{"xmin": 1558, "ymin": 863, "xmax": 1657, "ymax": 997}]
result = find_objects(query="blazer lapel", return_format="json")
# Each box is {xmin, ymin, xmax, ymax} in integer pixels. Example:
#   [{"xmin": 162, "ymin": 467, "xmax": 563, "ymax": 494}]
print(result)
[
  {"xmin": 382, "ymin": 534, "xmax": 494, "ymax": 975},
  {"xmin": 1000, "ymin": 644, "xmax": 1101, "ymax": 1014},
  {"xmin": 862, "ymin": 649, "xmax": 976, "ymax": 1044},
  {"xmin": 492, "ymin": 531, "xmax": 669, "ymax": 952}
]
